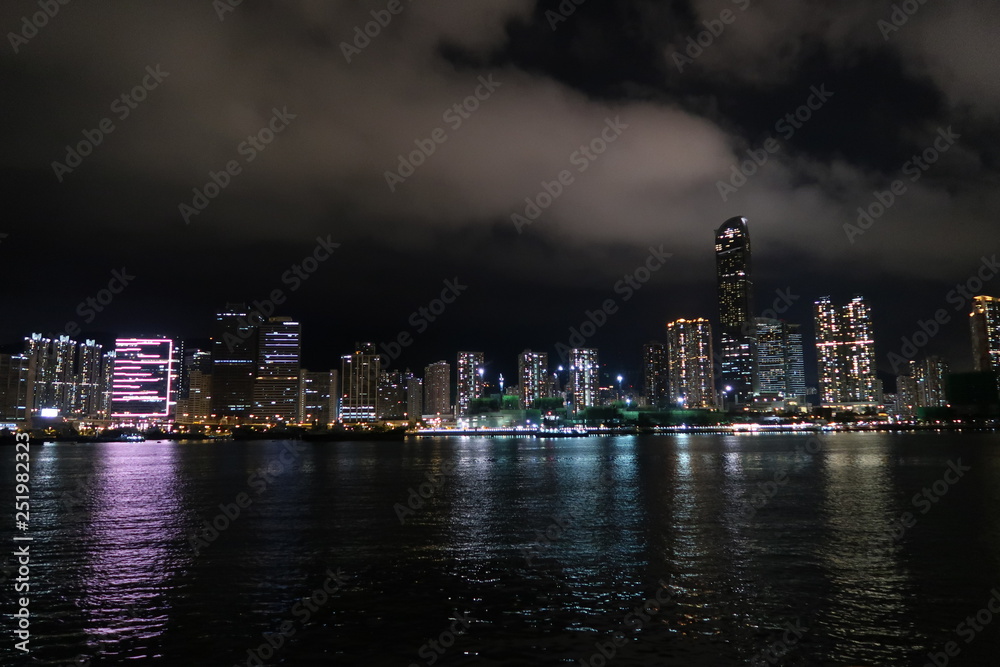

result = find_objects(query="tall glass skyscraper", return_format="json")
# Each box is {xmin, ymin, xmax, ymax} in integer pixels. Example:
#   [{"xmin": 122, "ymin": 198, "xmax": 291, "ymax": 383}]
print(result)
[
  {"xmin": 211, "ymin": 303, "xmax": 258, "ymax": 419},
  {"xmin": 755, "ymin": 318, "xmax": 806, "ymax": 401},
  {"xmin": 814, "ymin": 296, "xmax": 878, "ymax": 407},
  {"xmin": 252, "ymin": 317, "xmax": 301, "ymax": 422},
  {"xmin": 715, "ymin": 217, "xmax": 757, "ymax": 403},
  {"xmin": 341, "ymin": 343, "xmax": 381, "ymax": 423},
  {"xmin": 111, "ymin": 338, "xmax": 176, "ymax": 420}
]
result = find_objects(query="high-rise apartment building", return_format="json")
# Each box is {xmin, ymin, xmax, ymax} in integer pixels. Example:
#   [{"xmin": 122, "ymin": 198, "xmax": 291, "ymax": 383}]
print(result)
[
  {"xmin": 814, "ymin": 296, "xmax": 879, "ymax": 407},
  {"xmin": 423, "ymin": 361, "xmax": 450, "ymax": 416},
  {"xmin": 914, "ymin": 356, "xmax": 949, "ymax": 408},
  {"xmin": 642, "ymin": 341, "xmax": 669, "ymax": 408},
  {"xmin": 0, "ymin": 354, "xmax": 32, "ymax": 425},
  {"xmin": 376, "ymin": 370, "xmax": 408, "ymax": 420},
  {"xmin": 518, "ymin": 350, "xmax": 548, "ymax": 409},
  {"xmin": 406, "ymin": 373, "xmax": 423, "ymax": 423},
  {"xmin": 298, "ymin": 369, "xmax": 337, "ymax": 426},
  {"xmin": 568, "ymin": 348, "xmax": 599, "ymax": 414},
  {"xmin": 666, "ymin": 319, "xmax": 715, "ymax": 409},
  {"xmin": 24, "ymin": 333, "xmax": 77, "ymax": 416},
  {"xmin": 456, "ymin": 352, "xmax": 485, "ymax": 416},
  {"xmin": 971, "ymin": 296, "xmax": 1000, "ymax": 373}
]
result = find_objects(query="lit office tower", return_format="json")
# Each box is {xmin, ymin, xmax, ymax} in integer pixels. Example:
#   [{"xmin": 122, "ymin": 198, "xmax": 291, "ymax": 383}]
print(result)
[
  {"xmin": 252, "ymin": 317, "xmax": 301, "ymax": 422},
  {"xmin": 111, "ymin": 338, "xmax": 176, "ymax": 420},
  {"xmin": 456, "ymin": 352, "xmax": 485, "ymax": 416},
  {"xmin": 175, "ymin": 368, "xmax": 213, "ymax": 425},
  {"xmin": 971, "ymin": 296, "xmax": 1000, "ymax": 373},
  {"xmin": 0, "ymin": 354, "xmax": 33, "ymax": 425},
  {"xmin": 298, "ymin": 369, "xmax": 337, "ymax": 426},
  {"xmin": 518, "ymin": 350, "xmax": 548, "ymax": 408},
  {"xmin": 75, "ymin": 339, "xmax": 103, "ymax": 417},
  {"xmin": 424, "ymin": 361, "xmax": 451, "ymax": 416},
  {"xmin": 568, "ymin": 348, "xmax": 599, "ymax": 414},
  {"xmin": 642, "ymin": 341, "xmax": 669, "ymax": 408},
  {"xmin": 755, "ymin": 319, "xmax": 807, "ymax": 401},
  {"xmin": 341, "ymin": 343, "xmax": 381, "ymax": 423},
  {"xmin": 406, "ymin": 373, "xmax": 423, "ymax": 422},
  {"xmin": 814, "ymin": 296, "xmax": 879, "ymax": 407},
  {"xmin": 666, "ymin": 319, "xmax": 715, "ymax": 408},
  {"xmin": 24, "ymin": 333, "xmax": 78, "ymax": 416},
  {"xmin": 715, "ymin": 216, "xmax": 757, "ymax": 403},
  {"xmin": 211, "ymin": 303, "xmax": 258, "ymax": 418},
  {"xmin": 914, "ymin": 356, "xmax": 950, "ymax": 408},
  {"xmin": 376, "ymin": 370, "xmax": 407, "ymax": 420}
]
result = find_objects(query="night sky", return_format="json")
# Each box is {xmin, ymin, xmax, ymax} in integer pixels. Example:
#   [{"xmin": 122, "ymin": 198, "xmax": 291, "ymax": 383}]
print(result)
[{"xmin": 2, "ymin": 0, "xmax": 999, "ymax": 388}]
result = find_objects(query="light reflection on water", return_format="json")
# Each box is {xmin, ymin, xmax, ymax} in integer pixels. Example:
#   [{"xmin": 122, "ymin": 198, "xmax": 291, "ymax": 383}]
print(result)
[{"xmin": 1, "ymin": 432, "xmax": 999, "ymax": 665}]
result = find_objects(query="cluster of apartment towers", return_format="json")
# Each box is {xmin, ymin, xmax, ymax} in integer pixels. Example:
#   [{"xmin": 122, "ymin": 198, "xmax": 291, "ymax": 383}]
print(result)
[{"xmin": 1, "ymin": 217, "xmax": 999, "ymax": 429}]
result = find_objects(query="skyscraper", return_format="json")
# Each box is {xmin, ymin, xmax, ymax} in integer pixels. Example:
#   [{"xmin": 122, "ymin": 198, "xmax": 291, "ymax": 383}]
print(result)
[
  {"xmin": 376, "ymin": 369, "xmax": 408, "ymax": 420},
  {"xmin": 518, "ymin": 350, "xmax": 548, "ymax": 409},
  {"xmin": 24, "ymin": 333, "xmax": 77, "ymax": 416},
  {"xmin": 211, "ymin": 303, "xmax": 258, "ymax": 419},
  {"xmin": 715, "ymin": 216, "xmax": 757, "ymax": 403},
  {"xmin": 0, "ymin": 354, "xmax": 32, "ymax": 425},
  {"xmin": 914, "ymin": 356, "xmax": 949, "ymax": 408},
  {"xmin": 456, "ymin": 351, "xmax": 485, "ymax": 416},
  {"xmin": 75, "ymin": 339, "xmax": 103, "ymax": 417},
  {"xmin": 341, "ymin": 343, "xmax": 381, "ymax": 423},
  {"xmin": 642, "ymin": 341, "xmax": 669, "ymax": 408},
  {"xmin": 755, "ymin": 319, "xmax": 807, "ymax": 401},
  {"xmin": 814, "ymin": 296, "xmax": 879, "ymax": 407},
  {"xmin": 424, "ymin": 361, "xmax": 450, "ymax": 416},
  {"xmin": 252, "ymin": 317, "xmax": 301, "ymax": 422},
  {"xmin": 111, "ymin": 338, "xmax": 176, "ymax": 420},
  {"xmin": 568, "ymin": 348, "xmax": 598, "ymax": 414},
  {"xmin": 666, "ymin": 319, "xmax": 715, "ymax": 409},
  {"xmin": 298, "ymin": 369, "xmax": 337, "ymax": 425},
  {"xmin": 406, "ymin": 373, "xmax": 423, "ymax": 423},
  {"xmin": 971, "ymin": 295, "xmax": 1000, "ymax": 373}
]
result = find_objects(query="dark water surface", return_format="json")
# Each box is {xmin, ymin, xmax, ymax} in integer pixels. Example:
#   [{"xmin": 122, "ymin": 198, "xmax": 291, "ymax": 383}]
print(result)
[{"xmin": 2, "ymin": 432, "xmax": 1000, "ymax": 665}]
